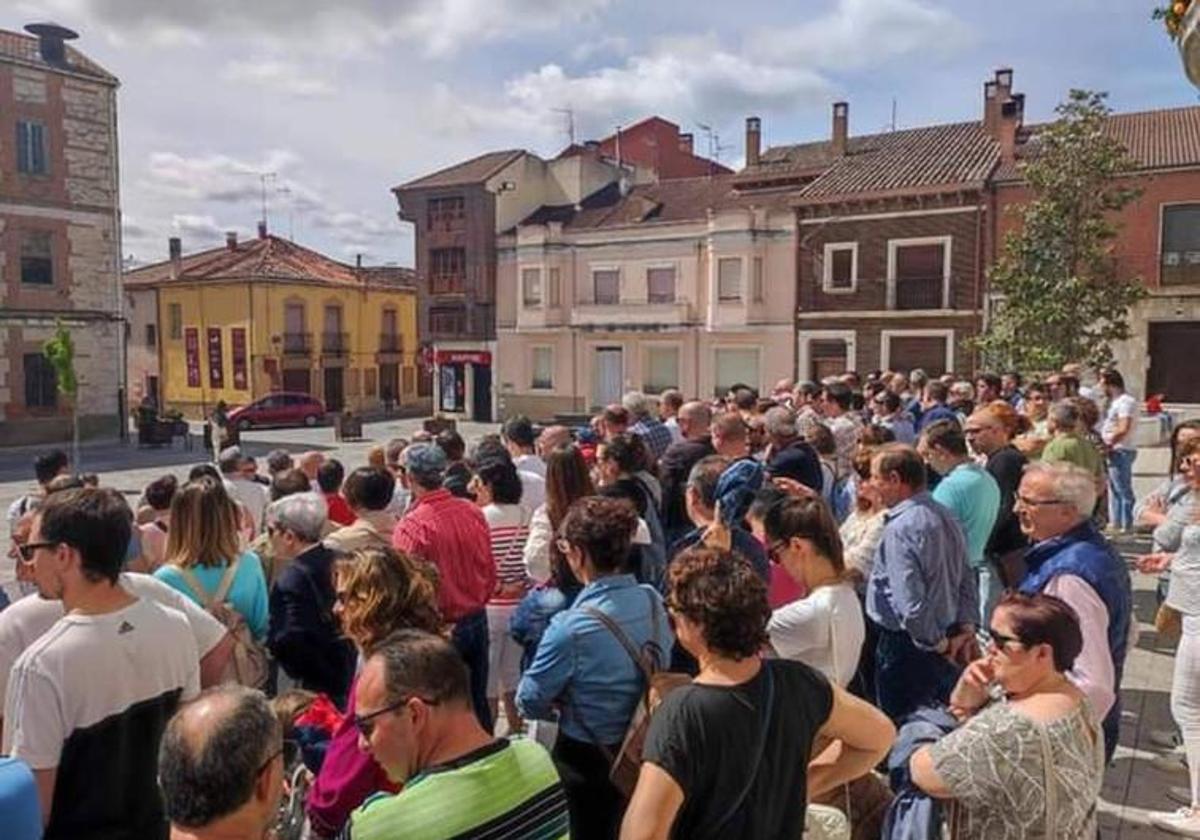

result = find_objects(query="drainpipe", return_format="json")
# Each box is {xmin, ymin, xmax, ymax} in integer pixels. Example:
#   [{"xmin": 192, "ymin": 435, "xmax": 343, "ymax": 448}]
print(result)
[{"xmin": 110, "ymin": 84, "xmax": 128, "ymax": 440}]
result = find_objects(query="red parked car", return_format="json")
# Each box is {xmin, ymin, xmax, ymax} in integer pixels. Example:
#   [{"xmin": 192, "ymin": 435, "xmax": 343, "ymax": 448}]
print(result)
[{"xmin": 227, "ymin": 393, "xmax": 326, "ymax": 430}]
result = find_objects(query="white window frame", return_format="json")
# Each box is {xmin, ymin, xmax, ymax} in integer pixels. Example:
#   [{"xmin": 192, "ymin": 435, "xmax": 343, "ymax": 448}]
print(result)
[
  {"xmin": 798, "ymin": 330, "xmax": 857, "ymax": 382},
  {"xmin": 645, "ymin": 262, "xmax": 678, "ymax": 304},
  {"xmin": 521, "ymin": 265, "xmax": 543, "ymax": 308},
  {"xmin": 589, "ymin": 263, "xmax": 621, "ymax": 305},
  {"xmin": 886, "ymin": 235, "xmax": 952, "ymax": 310},
  {"xmin": 530, "ymin": 344, "xmax": 554, "ymax": 391},
  {"xmin": 822, "ymin": 242, "xmax": 858, "ymax": 293},
  {"xmin": 880, "ymin": 328, "xmax": 955, "ymax": 374},
  {"xmin": 716, "ymin": 256, "xmax": 743, "ymax": 303},
  {"xmin": 712, "ymin": 344, "xmax": 762, "ymax": 397},
  {"xmin": 641, "ymin": 341, "xmax": 683, "ymax": 395}
]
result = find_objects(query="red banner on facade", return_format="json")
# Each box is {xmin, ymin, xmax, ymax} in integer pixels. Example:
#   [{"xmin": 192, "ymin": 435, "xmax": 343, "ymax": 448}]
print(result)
[
  {"xmin": 207, "ymin": 327, "xmax": 224, "ymax": 389},
  {"xmin": 185, "ymin": 328, "xmax": 201, "ymax": 387},
  {"xmin": 231, "ymin": 328, "xmax": 248, "ymax": 390},
  {"xmin": 435, "ymin": 350, "xmax": 491, "ymax": 366}
]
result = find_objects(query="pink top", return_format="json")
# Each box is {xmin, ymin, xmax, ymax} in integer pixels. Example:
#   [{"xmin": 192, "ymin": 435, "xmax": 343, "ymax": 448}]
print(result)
[
  {"xmin": 1044, "ymin": 574, "xmax": 1116, "ymax": 721},
  {"xmin": 768, "ymin": 564, "xmax": 806, "ymax": 609},
  {"xmin": 138, "ymin": 520, "xmax": 169, "ymax": 572}
]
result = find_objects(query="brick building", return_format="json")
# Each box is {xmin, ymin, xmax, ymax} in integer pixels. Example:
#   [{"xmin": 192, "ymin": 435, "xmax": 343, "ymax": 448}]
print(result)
[{"xmin": 0, "ymin": 24, "xmax": 123, "ymax": 445}]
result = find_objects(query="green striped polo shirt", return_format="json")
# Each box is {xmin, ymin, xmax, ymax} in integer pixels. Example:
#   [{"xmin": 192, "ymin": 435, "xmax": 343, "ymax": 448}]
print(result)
[{"xmin": 347, "ymin": 737, "xmax": 570, "ymax": 840}]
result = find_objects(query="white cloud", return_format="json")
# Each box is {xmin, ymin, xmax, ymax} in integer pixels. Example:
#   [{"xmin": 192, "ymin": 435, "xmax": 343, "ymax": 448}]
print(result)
[
  {"xmin": 223, "ymin": 59, "xmax": 336, "ymax": 97},
  {"xmin": 141, "ymin": 149, "xmax": 303, "ymax": 203}
]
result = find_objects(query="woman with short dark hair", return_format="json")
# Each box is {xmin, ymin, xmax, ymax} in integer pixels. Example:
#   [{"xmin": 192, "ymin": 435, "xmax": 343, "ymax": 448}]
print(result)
[
  {"xmin": 524, "ymin": 444, "xmax": 596, "ymax": 596},
  {"xmin": 517, "ymin": 495, "xmax": 674, "ymax": 840},
  {"xmin": 909, "ymin": 591, "xmax": 1103, "ymax": 839},
  {"xmin": 620, "ymin": 548, "xmax": 894, "ymax": 840}
]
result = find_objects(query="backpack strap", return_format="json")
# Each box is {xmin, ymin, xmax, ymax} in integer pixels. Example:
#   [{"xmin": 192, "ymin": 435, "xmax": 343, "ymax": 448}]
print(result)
[
  {"xmin": 212, "ymin": 558, "xmax": 241, "ymax": 605},
  {"xmin": 173, "ymin": 567, "xmax": 214, "ymax": 609}
]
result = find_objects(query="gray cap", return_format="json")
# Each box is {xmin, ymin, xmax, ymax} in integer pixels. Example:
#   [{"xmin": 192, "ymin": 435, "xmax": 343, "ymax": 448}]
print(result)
[{"xmin": 403, "ymin": 442, "xmax": 447, "ymax": 481}]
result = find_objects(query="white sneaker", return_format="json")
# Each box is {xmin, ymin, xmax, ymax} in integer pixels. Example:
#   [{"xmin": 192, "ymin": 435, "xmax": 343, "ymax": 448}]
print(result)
[
  {"xmin": 1153, "ymin": 729, "xmax": 1185, "ymax": 750},
  {"xmin": 1151, "ymin": 808, "xmax": 1200, "ymax": 837}
]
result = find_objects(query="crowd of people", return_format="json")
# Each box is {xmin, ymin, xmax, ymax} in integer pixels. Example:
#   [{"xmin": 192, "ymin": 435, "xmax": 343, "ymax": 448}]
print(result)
[{"xmin": 0, "ymin": 360, "xmax": 1184, "ymax": 839}]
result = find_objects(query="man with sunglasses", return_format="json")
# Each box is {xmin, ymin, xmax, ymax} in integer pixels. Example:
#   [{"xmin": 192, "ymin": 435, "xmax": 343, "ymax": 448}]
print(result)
[
  {"xmin": 1014, "ymin": 461, "xmax": 1132, "ymax": 763},
  {"xmin": 3, "ymin": 487, "xmax": 200, "ymax": 838},
  {"xmin": 346, "ymin": 630, "xmax": 569, "ymax": 840},
  {"xmin": 159, "ymin": 686, "xmax": 285, "ymax": 840}
]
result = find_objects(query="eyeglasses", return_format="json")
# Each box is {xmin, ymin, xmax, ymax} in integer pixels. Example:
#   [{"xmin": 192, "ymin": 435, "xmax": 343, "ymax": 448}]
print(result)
[
  {"xmin": 963, "ymin": 426, "xmax": 997, "ymax": 437},
  {"xmin": 765, "ymin": 540, "xmax": 788, "ymax": 563},
  {"xmin": 1015, "ymin": 494, "xmax": 1067, "ymax": 508},
  {"xmin": 353, "ymin": 695, "xmax": 438, "ymax": 740},
  {"xmin": 15, "ymin": 541, "xmax": 56, "ymax": 564},
  {"xmin": 986, "ymin": 627, "xmax": 1025, "ymax": 650}
]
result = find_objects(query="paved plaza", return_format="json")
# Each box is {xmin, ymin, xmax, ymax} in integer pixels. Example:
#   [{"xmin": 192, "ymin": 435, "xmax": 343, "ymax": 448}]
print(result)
[{"xmin": 0, "ymin": 423, "xmax": 1188, "ymax": 837}]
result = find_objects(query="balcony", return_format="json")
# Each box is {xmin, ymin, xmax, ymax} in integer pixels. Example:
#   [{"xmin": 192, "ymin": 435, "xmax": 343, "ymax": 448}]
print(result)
[
  {"xmin": 321, "ymin": 331, "xmax": 349, "ymax": 356},
  {"xmin": 516, "ymin": 303, "xmax": 566, "ymax": 330},
  {"xmin": 572, "ymin": 300, "xmax": 693, "ymax": 328},
  {"xmin": 378, "ymin": 333, "xmax": 404, "ymax": 353},
  {"xmin": 281, "ymin": 332, "xmax": 312, "ymax": 355},
  {"xmin": 893, "ymin": 276, "xmax": 947, "ymax": 310}
]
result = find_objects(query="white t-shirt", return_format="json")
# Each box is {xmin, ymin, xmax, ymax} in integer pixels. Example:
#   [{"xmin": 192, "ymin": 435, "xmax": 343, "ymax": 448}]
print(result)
[
  {"xmin": 518, "ymin": 470, "xmax": 546, "ymax": 514},
  {"xmin": 0, "ymin": 572, "xmax": 225, "ymax": 705},
  {"xmin": 1102, "ymin": 392, "xmax": 1138, "ymax": 451},
  {"xmin": 767, "ymin": 582, "xmax": 865, "ymax": 687},
  {"xmin": 514, "ymin": 454, "xmax": 546, "ymax": 479},
  {"xmin": 225, "ymin": 476, "xmax": 270, "ymax": 531}
]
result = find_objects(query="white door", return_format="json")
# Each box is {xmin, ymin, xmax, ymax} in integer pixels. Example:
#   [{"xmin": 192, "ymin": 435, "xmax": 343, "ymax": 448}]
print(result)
[{"xmin": 593, "ymin": 347, "xmax": 623, "ymax": 409}]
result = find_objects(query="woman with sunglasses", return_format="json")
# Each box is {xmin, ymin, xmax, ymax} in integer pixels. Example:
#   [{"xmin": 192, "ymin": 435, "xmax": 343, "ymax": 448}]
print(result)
[
  {"xmin": 909, "ymin": 591, "xmax": 1103, "ymax": 839},
  {"xmin": 516, "ymin": 495, "xmax": 674, "ymax": 840},
  {"xmin": 762, "ymin": 496, "xmax": 864, "ymax": 689},
  {"xmin": 305, "ymin": 545, "xmax": 442, "ymax": 838}
]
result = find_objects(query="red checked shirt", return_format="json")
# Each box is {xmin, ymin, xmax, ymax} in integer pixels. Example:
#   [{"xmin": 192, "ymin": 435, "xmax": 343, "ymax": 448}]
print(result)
[{"xmin": 392, "ymin": 488, "xmax": 496, "ymax": 622}]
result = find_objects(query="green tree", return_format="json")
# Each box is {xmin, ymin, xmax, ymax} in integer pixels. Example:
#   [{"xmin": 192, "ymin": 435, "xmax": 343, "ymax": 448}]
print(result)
[
  {"xmin": 43, "ymin": 320, "xmax": 80, "ymax": 468},
  {"xmin": 972, "ymin": 89, "xmax": 1146, "ymax": 372}
]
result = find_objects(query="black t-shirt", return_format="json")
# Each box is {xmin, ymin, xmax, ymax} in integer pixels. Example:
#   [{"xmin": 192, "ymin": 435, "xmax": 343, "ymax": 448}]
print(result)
[
  {"xmin": 643, "ymin": 659, "xmax": 834, "ymax": 840},
  {"xmin": 986, "ymin": 445, "xmax": 1028, "ymax": 555}
]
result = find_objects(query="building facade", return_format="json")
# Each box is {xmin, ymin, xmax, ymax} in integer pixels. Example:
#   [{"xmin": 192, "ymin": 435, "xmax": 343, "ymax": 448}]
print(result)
[
  {"xmin": 496, "ymin": 176, "xmax": 796, "ymax": 419},
  {"xmin": 0, "ymin": 25, "xmax": 123, "ymax": 445},
  {"xmin": 124, "ymin": 229, "xmax": 421, "ymax": 417}
]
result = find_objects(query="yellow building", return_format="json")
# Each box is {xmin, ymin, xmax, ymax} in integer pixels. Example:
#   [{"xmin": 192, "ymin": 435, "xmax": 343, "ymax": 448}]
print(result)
[{"xmin": 125, "ymin": 229, "xmax": 421, "ymax": 417}]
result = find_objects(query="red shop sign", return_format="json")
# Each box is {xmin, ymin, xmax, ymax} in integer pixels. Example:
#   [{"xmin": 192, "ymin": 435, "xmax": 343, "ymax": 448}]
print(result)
[{"xmin": 435, "ymin": 350, "xmax": 491, "ymax": 366}]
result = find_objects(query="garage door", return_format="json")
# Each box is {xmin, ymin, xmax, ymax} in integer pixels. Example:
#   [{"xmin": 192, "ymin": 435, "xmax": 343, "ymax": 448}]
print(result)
[
  {"xmin": 888, "ymin": 335, "xmax": 948, "ymax": 376},
  {"xmin": 1148, "ymin": 322, "xmax": 1200, "ymax": 403}
]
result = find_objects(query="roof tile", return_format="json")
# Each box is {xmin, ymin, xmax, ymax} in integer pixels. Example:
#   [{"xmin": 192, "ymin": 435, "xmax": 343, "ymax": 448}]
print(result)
[
  {"xmin": 0, "ymin": 28, "xmax": 116, "ymax": 82},
  {"xmin": 395, "ymin": 149, "xmax": 525, "ymax": 191}
]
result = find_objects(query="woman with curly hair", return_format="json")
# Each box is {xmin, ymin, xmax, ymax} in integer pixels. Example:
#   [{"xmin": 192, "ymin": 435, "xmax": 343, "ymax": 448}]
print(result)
[
  {"xmin": 305, "ymin": 546, "xmax": 442, "ymax": 838},
  {"xmin": 620, "ymin": 548, "xmax": 895, "ymax": 840}
]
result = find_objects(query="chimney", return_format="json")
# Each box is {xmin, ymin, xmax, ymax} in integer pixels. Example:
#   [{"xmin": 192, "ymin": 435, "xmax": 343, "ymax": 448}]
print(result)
[
  {"xmin": 24, "ymin": 22, "xmax": 77, "ymax": 66},
  {"xmin": 225, "ymin": 231, "xmax": 238, "ymax": 251},
  {"xmin": 998, "ymin": 92, "xmax": 1025, "ymax": 162},
  {"xmin": 679, "ymin": 132, "xmax": 694, "ymax": 155},
  {"xmin": 745, "ymin": 117, "xmax": 761, "ymax": 167},
  {"xmin": 983, "ymin": 80, "xmax": 999, "ymax": 135},
  {"xmin": 257, "ymin": 221, "xmax": 268, "ymax": 240},
  {"xmin": 168, "ymin": 237, "xmax": 182, "ymax": 279},
  {"xmin": 356, "ymin": 254, "xmax": 363, "ymax": 269},
  {"xmin": 831, "ymin": 102, "xmax": 849, "ymax": 156}
]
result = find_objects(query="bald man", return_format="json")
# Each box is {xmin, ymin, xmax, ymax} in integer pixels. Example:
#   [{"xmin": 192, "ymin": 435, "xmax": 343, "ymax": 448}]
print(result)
[
  {"xmin": 536, "ymin": 425, "xmax": 572, "ymax": 460},
  {"xmin": 658, "ymin": 401, "xmax": 715, "ymax": 543},
  {"xmin": 298, "ymin": 451, "xmax": 325, "ymax": 482},
  {"xmin": 159, "ymin": 686, "xmax": 285, "ymax": 840}
]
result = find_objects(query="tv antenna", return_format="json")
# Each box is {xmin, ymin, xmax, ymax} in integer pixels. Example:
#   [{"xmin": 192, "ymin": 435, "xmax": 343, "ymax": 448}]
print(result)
[
  {"xmin": 696, "ymin": 122, "xmax": 732, "ymax": 173},
  {"xmin": 552, "ymin": 107, "xmax": 576, "ymax": 145}
]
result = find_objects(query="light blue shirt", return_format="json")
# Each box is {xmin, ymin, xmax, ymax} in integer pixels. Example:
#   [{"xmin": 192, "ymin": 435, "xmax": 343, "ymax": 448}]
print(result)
[
  {"xmin": 516, "ymin": 574, "xmax": 674, "ymax": 744},
  {"xmin": 931, "ymin": 462, "xmax": 1001, "ymax": 567},
  {"xmin": 154, "ymin": 550, "xmax": 269, "ymax": 640},
  {"xmin": 866, "ymin": 492, "xmax": 978, "ymax": 649}
]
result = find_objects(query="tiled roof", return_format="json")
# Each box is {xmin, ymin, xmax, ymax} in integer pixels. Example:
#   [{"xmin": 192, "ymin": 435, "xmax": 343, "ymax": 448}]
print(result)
[
  {"xmin": 0, "ymin": 29, "xmax": 116, "ymax": 83},
  {"xmin": 124, "ymin": 235, "xmax": 416, "ymax": 289},
  {"xmin": 994, "ymin": 105, "xmax": 1200, "ymax": 181},
  {"xmin": 394, "ymin": 149, "xmax": 525, "ymax": 191}
]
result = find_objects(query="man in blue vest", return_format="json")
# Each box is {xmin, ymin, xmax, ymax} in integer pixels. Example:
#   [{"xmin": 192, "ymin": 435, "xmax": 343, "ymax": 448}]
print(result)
[{"xmin": 1016, "ymin": 461, "xmax": 1132, "ymax": 762}]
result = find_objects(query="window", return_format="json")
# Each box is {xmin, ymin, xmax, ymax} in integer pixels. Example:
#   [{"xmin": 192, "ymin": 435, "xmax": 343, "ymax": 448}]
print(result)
[
  {"xmin": 145, "ymin": 323, "xmax": 157, "ymax": 347},
  {"xmin": 532, "ymin": 347, "xmax": 553, "ymax": 389},
  {"xmin": 402, "ymin": 365, "xmax": 416, "ymax": 394},
  {"xmin": 522, "ymin": 267, "xmax": 543, "ymax": 306},
  {"xmin": 430, "ymin": 248, "xmax": 466, "ymax": 293},
  {"xmin": 20, "ymin": 231, "xmax": 53, "ymax": 285},
  {"xmin": 752, "ymin": 257, "xmax": 764, "ymax": 303},
  {"xmin": 886, "ymin": 334, "xmax": 950, "ymax": 376},
  {"xmin": 429, "ymin": 307, "xmax": 466, "ymax": 334},
  {"xmin": 168, "ymin": 303, "xmax": 183, "ymax": 340},
  {"xmin": 548, "ymin": 267, "xmax": 562, "ymax": 307},
  {"xmin": 891, "ymin": 238, "xmax": 949, "ymax": 309},
  {"xmin": 364, "ymin": 368, "xmax": 377, "ymax": 397},
  {"xmin": 593, "ymin": 269, "xmax": 620, "ymax": 304},
  {"xmin": 717, "ymin": 257, "xmax": 742, "ymax": 301},
  {"xmin": 23, "ymin": 353, "xmax": 57, "ymax": 408},
  {"xmin": 16, "ymin": 121, "xmax": 47, "ymax": 175},
  {"xmin": 1162, "ymin": 204, "xmax": 1200, "ymax": 286},
  {"xmin": 647, "ymin": 267, "xmax": 676, "ymax": 303},
  {"xmin": 427, "ymin": 196, "xmax": 465, "ymax": 230},
  {"xmin": 714, "ymin": 348, "xmax": 759, "ymax": 397},
  {"xmin": 643, "ymin": 347, "xmax": 680, "ymax": 394},
  {"xmin": 822, "ymin": 243, "xmax": 857, "ymax": 292}
]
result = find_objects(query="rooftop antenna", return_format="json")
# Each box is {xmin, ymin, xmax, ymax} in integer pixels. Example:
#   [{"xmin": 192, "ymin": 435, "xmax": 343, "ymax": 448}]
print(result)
[
  {"xmin": 697, "ymin": 122, "xmax": 731, "ymax": 175},
  {"xmin": 259, "ymin": 172, "xmax": 277, "ymax": 230},
  {"xmin": 552, "ymin": 107, "xmax": 576, "ymax": 145},
  {"xmin": 891, "ymin": 97, "xmax": 898, "ymax": 131}
]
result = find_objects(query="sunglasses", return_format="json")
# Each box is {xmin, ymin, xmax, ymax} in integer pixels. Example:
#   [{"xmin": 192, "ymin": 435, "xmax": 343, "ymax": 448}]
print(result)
[
  {"xmin": 15, "ymin": 541, "xmax": 56, "ymax": 563},
  {"xmin": 986, "ymin": 627, "xmax": 1024, "ymax": 650},
  {"xmin": 353, "ymin": 695, "xmax": 439, "ymax": 740}
]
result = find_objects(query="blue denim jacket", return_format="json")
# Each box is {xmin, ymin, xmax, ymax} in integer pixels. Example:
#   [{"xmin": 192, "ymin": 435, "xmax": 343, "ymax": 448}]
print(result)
[{"xmin": 515, "ymin": 574, "xmax": 674, "ymax": 744}]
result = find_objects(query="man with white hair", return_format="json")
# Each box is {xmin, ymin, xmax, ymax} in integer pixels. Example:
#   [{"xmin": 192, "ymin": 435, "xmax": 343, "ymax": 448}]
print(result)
[
  {"xmin": 624, "ymin": 390, "xmax": 672, "ymax": 461},
  {"xmin": 1015, "ymin": 461, "xmax": 1132, "ymax": 762},
  {"xmin": 265, "ymin": 493, "xmax": 355, "ymax": 705}
]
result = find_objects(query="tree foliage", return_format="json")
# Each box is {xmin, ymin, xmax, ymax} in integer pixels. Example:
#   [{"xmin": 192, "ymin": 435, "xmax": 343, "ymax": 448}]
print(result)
[
  {"xmin": 972, "ymin": 89, "xmax": 1146, "ymax": 372},
  {"xmin": 43, "ymin": 320, "xmax": 77, "ymax": 397}
]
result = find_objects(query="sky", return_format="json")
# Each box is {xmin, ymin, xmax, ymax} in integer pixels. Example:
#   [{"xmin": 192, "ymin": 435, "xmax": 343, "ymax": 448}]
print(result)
[{"xmin": 4, "ymin": 0, "xmax": 1197, "ymax": 269}]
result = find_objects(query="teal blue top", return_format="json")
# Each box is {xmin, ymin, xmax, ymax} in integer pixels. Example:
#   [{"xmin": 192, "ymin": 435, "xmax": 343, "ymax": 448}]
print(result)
[
  {"xmin": 932, "ymin": 462, "xmax": 1001, "ymax": 568},
  {"xmin": 154, "ymin": 550, "xmax": 269, "ymax": 640}
]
